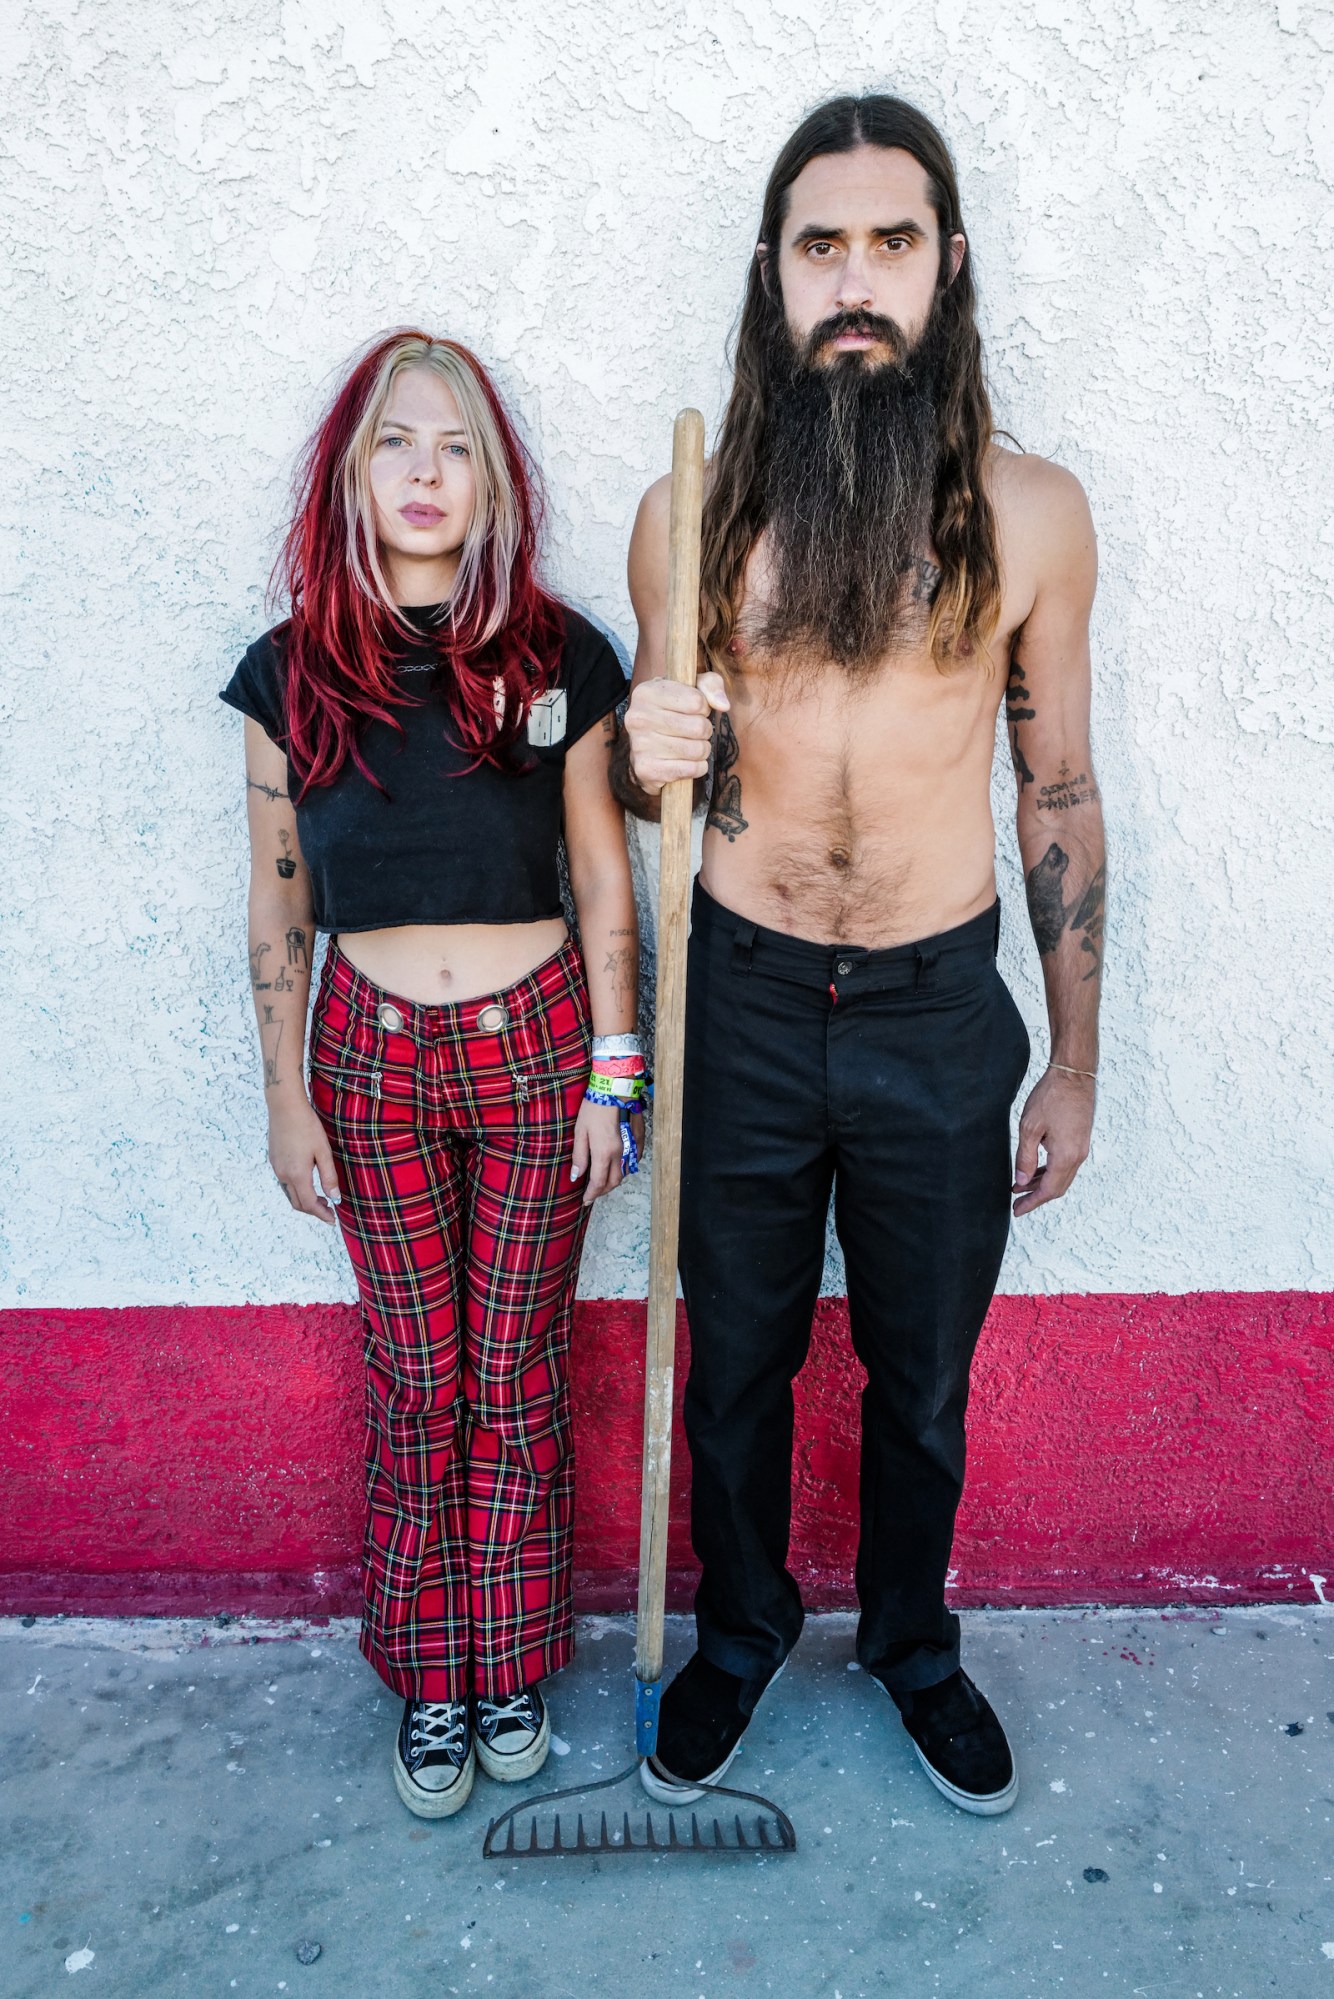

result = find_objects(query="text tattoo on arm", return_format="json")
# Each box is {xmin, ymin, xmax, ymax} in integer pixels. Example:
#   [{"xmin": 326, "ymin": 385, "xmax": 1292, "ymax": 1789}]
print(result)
[
  {"xmin": 1037, "ymin": 760, "xmax": 1100, "ymax": 814},
  {"xmin": 1025, "ymin": 843, "xmax": 1106, "ymax": 982},
  {"xmin": 706, "ymin": 713, "xmax": 749, "ymax": 843}
]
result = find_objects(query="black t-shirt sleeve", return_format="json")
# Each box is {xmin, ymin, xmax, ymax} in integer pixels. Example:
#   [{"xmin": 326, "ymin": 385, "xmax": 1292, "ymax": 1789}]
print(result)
[
  {"xmin": 219, "ymin": 631, "xmax": 288, "ymax": 749},
  {"xmin": 559, "ymin": 608, "xmax": 629, "ymax": 748}
]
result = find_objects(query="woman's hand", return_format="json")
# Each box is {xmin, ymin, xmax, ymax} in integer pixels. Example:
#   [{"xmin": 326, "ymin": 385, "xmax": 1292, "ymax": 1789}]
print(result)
[
  {"xmin": 570, "ymin": 1099, "xmax": 632, "ymax": 1208},
  {"xmin": 268, "ymin": 1094, "xmax": 342, "ymax": 1224}
]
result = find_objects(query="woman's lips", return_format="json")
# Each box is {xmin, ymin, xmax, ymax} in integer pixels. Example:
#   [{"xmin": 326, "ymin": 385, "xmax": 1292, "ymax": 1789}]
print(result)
[{"xmin": 401, "ymin": 504, "xmax": 445, "ymax": 525}]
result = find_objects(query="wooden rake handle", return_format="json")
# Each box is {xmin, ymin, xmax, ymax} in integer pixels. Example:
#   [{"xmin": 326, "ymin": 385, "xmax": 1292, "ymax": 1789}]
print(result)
[{"xmin": 634, "ymin": 408, "xmax": 706, "ymax": 1746}]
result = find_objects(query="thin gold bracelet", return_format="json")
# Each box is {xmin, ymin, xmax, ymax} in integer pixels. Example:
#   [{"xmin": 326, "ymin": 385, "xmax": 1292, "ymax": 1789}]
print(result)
[{"xmin": 1047, "ymin": 1061, "xmax": 1098, "ymax": 1081}]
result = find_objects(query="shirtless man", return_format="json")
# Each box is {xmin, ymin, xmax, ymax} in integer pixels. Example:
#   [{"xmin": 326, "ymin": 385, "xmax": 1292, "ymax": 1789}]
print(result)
[{"xmin": 611, "ymin": 95, "xmax": 1104, "ymax": 1817}]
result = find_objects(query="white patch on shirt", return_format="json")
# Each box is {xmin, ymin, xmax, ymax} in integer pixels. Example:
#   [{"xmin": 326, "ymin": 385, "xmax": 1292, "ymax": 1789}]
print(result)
[{"xmin": 526, "ymin": 688, "xmax": 567, "ymax": 748}]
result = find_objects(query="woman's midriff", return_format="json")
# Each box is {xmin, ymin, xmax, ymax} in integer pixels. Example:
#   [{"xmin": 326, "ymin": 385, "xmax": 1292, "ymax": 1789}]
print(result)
[{"xmin": 333, "ymin": 919, "xmax": 570, "ymax": 1005}]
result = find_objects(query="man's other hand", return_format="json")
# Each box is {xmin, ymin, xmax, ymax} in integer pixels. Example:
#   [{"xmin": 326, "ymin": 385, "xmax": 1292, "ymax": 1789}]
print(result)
[
  {"xmin": 625, "ymin": 672, "xmax": 730, "ymax": 795},
  {"xmin": 1012, "ymin": 1067, "xmax": 1095, "ymax": 1217}
]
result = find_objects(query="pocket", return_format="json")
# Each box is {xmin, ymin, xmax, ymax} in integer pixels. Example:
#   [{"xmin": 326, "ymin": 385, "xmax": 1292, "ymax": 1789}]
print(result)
[
  {"xmin": 308, "ymin": 1044, "xmax": 419, "ymax": 1113},
  {"xmin": 994, "ymin": 972, "xmax": 1032, "ymax": 1095}
]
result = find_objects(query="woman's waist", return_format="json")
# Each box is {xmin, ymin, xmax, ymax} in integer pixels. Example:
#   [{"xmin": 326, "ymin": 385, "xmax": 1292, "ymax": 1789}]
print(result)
[{"xmin": 331, "ymin": 918, "xmax": 570, "ymax": 1007}]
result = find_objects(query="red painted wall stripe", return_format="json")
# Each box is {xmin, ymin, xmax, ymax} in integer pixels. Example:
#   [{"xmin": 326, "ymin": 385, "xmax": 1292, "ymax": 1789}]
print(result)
[{"xmin": 2, "ymin": 1294, "xmax": 1329, "ymax": 1616}]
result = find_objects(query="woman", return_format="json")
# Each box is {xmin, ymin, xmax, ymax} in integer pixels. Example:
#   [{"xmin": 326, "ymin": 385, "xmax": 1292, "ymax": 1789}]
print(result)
[{"xmin": 220, "ymin": 331, "xmax": 644, "ymax": 1820}]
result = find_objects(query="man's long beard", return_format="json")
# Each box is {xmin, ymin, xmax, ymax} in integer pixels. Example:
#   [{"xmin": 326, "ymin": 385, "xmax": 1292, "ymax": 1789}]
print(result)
[{"xmin": 758, "ymin": 303, "xmax": 947, "ymax": 674}]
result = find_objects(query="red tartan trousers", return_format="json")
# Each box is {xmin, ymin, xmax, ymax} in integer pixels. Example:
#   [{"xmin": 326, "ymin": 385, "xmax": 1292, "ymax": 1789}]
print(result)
[{"xmin": 309, "ymin": 937, "xmax": 592, "ymax": 1702}]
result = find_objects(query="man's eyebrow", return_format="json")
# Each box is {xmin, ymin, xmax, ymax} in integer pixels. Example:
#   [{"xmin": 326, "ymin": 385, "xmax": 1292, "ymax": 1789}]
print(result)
[{"xmin": 789, "ymin": 218, "xmax": 929, "ymax": 245}]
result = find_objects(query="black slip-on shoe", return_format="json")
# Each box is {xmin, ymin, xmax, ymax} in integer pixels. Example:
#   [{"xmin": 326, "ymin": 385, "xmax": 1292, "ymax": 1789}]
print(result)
[
  {"xmin": 640, "ymin": 1653, "xmax": 785, "ymax": 1805},
  {"xmin": 880, "ymin": 1667, "xmax": 1018, "ymax": 1816}
]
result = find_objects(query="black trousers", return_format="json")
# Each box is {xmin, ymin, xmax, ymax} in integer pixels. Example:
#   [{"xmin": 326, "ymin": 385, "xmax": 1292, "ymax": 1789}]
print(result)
[{"xmin": 678, "ymin": 881, "xmax": 1030, "ymax": 1694}]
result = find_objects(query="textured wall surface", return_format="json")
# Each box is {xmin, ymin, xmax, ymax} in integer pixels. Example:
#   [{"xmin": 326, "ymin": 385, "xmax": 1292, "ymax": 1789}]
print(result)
[
  {"xmin": 2, "ymin": 0, "xmax": 1332, "ymax": 1309},
  {"xmin": 5, "ymin": 1296, "xmax": 1329, "ymax": 1613}
]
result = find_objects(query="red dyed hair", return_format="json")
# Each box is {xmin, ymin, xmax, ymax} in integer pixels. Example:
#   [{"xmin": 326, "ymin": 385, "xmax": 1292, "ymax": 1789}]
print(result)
[{"xmin": 272, "ymin": 331, "xmax": 563, "ymax": 791}]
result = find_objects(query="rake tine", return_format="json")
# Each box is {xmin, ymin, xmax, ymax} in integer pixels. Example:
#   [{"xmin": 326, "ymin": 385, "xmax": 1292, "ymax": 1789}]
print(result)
[
  {"xmin": 734, "ymin": 1814, "xmax": 748, "ymax": 1848},
  {"xmin": 574, "ymin": 1816, "xmax": 589, "ymax": 1854},
  {"xmin": 623, "ymin": 1810, "xmax": 635, "ymax": 1849}
]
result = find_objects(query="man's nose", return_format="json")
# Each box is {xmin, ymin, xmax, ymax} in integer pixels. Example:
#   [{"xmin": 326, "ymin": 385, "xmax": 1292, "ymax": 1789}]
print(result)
[{"xmin": 835, "ymin": 251, "xmax": 875, "ymax": 310}]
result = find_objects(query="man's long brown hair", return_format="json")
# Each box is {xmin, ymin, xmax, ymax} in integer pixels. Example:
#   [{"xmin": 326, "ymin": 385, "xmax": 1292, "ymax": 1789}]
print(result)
[{"xmin": 701, "ymin": 95, "xmax": 1001, "ymax": 674}]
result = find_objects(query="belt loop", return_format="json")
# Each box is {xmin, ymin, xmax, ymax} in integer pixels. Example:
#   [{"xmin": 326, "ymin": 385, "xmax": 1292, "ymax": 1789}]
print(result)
[
  {"xmin": 732, "ymin": 919, "xmax": 757, "ymax": 973},
  {"xmin": 914, "ymin": 945, "xmax": 940, "ymax": 988}
]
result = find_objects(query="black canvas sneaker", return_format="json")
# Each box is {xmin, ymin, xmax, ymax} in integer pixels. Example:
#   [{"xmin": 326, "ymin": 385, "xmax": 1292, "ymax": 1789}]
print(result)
[
  {"xmin": 393, "ymin": 1697, "xmax": 475, "ymax": 1818},
  {"xmin": 474, "ymin": 1685, "xmax": 551, "ymax": 1782},
  {"xmin": 880, "ymin": 1667, "xmax": 1018, "ymax": 1815},
  {"xmin": 640, "ymin": 1653, "xmax": 785, "ymax": 1805}
]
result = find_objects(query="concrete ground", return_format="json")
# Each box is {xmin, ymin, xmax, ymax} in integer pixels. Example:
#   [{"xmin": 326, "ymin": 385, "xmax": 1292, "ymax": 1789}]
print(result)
[{"xmin": 3, "ymin": 1608, "xmax": 1331, "ymax": 1999}]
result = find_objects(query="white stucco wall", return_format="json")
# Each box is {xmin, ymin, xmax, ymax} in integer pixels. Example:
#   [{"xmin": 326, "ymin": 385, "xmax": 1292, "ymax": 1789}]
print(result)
[{"xmin": 2, "ymin": 0, "xmax": 1331, "ymax": 1307}]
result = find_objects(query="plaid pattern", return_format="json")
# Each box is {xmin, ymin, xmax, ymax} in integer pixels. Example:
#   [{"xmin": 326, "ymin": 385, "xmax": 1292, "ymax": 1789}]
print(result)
[{"xmin": 309, "ymin": 938, "xmax": 592, "ymax": 1701}]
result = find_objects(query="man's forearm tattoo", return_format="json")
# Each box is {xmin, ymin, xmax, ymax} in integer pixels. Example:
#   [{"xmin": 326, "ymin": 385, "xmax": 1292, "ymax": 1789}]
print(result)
[
  {"xmin": 1037, "ymin": 761, "xmax": 1100, "ymax": 813},
  {"xmin": 1026, "ymin": 842, "xmax": 1106, "ymax": 981},
  {"xmin": 1026, "ymin": 843, "xmax": 1070, "ymax": 955},
  {"xmin": 1067, "ymin": 865, "xmax": 1106, "ymax": 982},
  {"xmin": 706, "ymin": 713, "xmax": 748, "ymax": 842}
]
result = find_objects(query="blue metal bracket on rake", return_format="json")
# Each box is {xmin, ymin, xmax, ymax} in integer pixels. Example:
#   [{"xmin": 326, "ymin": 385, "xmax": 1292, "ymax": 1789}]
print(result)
[{"xmin": 634, "ymin": 1676, "xmax": 661, "ymax": 1759}]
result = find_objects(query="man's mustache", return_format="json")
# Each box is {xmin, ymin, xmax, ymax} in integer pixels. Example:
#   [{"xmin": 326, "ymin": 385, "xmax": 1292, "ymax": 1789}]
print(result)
[{"xmin": 801, "ymin": 309, "xmax": 909, "ymax": 366}]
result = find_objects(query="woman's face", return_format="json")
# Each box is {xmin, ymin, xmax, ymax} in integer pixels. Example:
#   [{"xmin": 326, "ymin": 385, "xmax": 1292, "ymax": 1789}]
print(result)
[{"xmin": 368, "ymin": 366, "xmax": 477, "ymax": 598}]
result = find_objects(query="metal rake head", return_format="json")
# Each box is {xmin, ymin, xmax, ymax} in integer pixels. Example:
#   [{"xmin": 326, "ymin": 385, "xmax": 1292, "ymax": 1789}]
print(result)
[{"xmin": 482, "ymin": 1763, "xmax": 797, "ymax": 1859}]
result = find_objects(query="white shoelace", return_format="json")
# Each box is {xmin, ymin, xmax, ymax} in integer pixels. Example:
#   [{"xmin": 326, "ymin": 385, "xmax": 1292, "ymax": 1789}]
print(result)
[
  {"xmin": 410, "ymin": 1700, "xmax": 467, "ymax": 1761},
  {"xmin": 476, "ymin": 1690, "xmax": 538, "ymax": 1737}
]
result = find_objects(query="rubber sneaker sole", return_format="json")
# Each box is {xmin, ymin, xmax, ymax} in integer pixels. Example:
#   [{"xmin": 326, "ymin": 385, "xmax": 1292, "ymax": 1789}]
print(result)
[
  {"xmin": 906, "ymin": 1735, "xmax": 1018, "ymax": 1816},
  {"xmin": 476, "ymin": 1699, "xmax": 551, "ymax": 1784},
  {"xmin": 871, "ymin": 1675, "xmax": 1018, "ymax": 1817},
  {"xmin": 393, "ymin": 1738, "xmax": 476, "ymax": 1820},
  {"xmin": 639, "ymin": 1659, "xmax": 787, "ymax": 1806}
]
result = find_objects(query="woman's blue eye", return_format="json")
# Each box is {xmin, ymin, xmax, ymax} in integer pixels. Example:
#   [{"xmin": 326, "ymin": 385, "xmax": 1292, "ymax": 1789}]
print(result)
[{"xmin": 447, "ymin": 443, "xmax": 469, "ymax": 458}]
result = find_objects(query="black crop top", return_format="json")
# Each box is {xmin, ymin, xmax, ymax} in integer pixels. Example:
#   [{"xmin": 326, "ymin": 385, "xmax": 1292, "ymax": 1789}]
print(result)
[{"xmin": 220, "ymin": 603, "xmax": 627, "ymax": 932}]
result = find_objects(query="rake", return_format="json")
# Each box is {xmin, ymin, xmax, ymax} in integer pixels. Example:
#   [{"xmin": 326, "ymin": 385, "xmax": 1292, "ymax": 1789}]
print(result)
[{"xmin": 483, "ymin": 410, "xmax": 796, "ymax": 1862}]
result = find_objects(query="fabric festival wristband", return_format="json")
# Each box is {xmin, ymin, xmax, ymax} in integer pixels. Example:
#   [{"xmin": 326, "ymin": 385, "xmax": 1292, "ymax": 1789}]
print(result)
[
  {"xmin": 592, "ymin": 1033, "xmax": 643, "ymax": 1058},
  {"xmin": 585, "ymin": 1087, "xmax": 647, "ymax": 1109}
]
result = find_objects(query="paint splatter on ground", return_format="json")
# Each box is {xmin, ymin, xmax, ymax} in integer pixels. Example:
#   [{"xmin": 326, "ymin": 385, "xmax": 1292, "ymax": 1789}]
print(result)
[{"xmin": 3, "ymin": 1609, "xmax": 1330, "ymax": 1998}]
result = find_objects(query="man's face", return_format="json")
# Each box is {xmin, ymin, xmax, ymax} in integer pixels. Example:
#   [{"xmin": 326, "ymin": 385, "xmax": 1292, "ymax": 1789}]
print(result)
[{"xmin": 767, "ymin": 145, "xmax": 965, "ymax": 369}]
